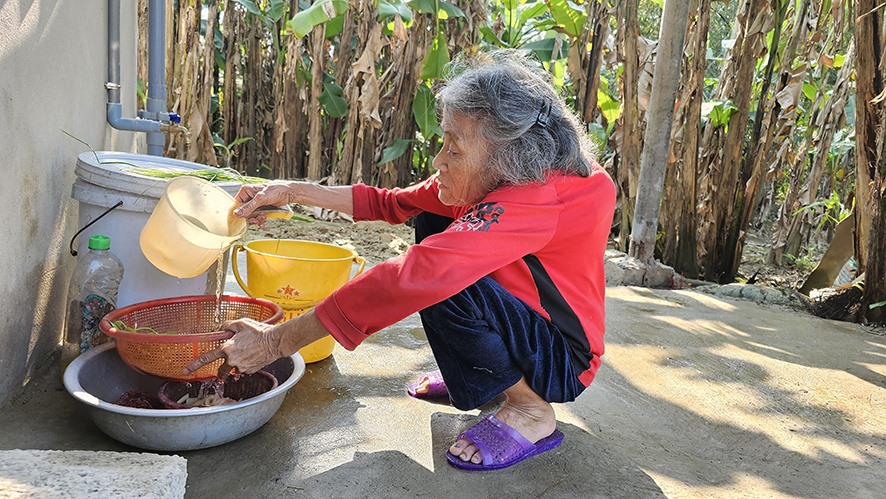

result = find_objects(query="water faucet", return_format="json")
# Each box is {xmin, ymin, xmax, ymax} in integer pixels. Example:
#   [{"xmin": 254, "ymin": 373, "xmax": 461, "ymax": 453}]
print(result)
[{"xmin": 160, "ymin": 121, "xmax": 191, "ymax": 142}]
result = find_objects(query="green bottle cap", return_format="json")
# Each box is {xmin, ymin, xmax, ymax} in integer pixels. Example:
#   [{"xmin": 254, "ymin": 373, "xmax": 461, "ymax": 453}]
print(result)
[{"xmin": 88, "ymin": 235, "xmax": 111, "ymax": 251}]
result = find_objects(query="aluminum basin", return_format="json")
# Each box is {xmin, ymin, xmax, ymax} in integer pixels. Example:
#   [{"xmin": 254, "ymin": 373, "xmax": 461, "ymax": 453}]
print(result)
[{"xmin": 63, "ymin": 342, "xmax": 305, "ymax": 451}]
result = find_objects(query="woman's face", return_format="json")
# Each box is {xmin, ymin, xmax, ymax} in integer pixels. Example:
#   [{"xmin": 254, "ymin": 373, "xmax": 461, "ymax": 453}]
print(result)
[{"xmin": 433, "ymin": 112, "xmax": 492, "ymax": 206}]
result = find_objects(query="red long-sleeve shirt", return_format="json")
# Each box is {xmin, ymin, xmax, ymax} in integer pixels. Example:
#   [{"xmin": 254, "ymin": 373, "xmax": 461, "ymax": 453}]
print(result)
[{"xmin": 314, "ymin": 164, "xmax": 616, "ymax": 386}]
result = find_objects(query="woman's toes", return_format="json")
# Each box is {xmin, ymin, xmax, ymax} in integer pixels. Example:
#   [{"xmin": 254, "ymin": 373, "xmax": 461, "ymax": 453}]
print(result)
[
  {"xmin": 451, "ymin": 440, "xmax": 480, "ymax": 462},
  {"xmin": 414, "ymin": 377, "xmax": 430, "ymax": 394},
  {"xmin": 469, "ymin": 445, "xmax": 483, "ymax": 464},
  {"xmin": 449, "ymin": 438, "xmax": 465, "ymax": 456}
]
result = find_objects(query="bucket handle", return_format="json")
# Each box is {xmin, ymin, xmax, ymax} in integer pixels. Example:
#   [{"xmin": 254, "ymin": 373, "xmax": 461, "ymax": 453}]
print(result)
[
  {"xmin": 351, "ymin": 256, "xmax": 366, "ymax": 280},
  {"xmin": 232, "ymin": 245, "xmax": 365, "ymax": 297},
  {"xmin": 231, "ymin": 243, "xmax": 255, "ymax": 297}
]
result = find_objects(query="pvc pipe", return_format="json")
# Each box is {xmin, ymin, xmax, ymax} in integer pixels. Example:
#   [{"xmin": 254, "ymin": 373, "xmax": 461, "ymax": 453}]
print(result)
[
  {"xmin": 107, "ymin": 0, "xmax": 121, "ymax": 107},
  {"xmin": 145, "ymin": 0, "xmax": 167, "ymax": 156},
  {"xmin": 106, "ymin": 0, "xmax": 161, "ymax": 134}
]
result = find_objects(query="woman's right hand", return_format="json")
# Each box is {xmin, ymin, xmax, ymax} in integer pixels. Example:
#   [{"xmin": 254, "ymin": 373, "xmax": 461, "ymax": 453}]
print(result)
[
  {"xmin": 183, "ymin": 318, "xmax": 284, "ymax": 379},
  {"xmin": 233, "ymin": 180, "xmax": 297, "ymax": 218},
  {"xmin": 234, "ymin": 180, "xmax": 354, "ymax": 219},
  {"xmin": 184, "ymin": 309, "xmax": 331, "ymax": 379}
]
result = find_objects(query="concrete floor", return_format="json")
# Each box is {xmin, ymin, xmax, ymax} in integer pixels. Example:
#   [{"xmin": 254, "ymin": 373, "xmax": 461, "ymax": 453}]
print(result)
[{"xmin": 1, "ymin": 286, "xmax": 884, "ymax": 498}]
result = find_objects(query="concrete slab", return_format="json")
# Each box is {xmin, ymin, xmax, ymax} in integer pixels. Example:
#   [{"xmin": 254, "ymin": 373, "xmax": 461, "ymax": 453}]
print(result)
[
  {"xmin": 0, "ymin": 286, "xmax": 883, "ymax": 498},
  {"xmin": 0, "ymin": 450, "xmax": 186, "ymax": 498}
]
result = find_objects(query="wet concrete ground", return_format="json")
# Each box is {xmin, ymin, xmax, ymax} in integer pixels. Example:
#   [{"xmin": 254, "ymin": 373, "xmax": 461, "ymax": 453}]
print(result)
[{"xmin": 1, "ymin": 286, "xmax": 884, "ymax": 498}]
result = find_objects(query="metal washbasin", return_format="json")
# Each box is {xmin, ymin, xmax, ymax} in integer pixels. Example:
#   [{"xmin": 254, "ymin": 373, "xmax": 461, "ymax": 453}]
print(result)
[{"xmin": 63, "ymin": 342, "xmax": 305, "ymax": 451}]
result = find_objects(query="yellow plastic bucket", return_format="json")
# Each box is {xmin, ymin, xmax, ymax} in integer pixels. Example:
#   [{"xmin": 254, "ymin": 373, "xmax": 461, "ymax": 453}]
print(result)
[
  {"xmin": 232, "ymin": 239, "xmax": 366, "ymax": 363},
  {"xmin": 140, "ymin": 177, "xmax": 247, "ymax": 278}
]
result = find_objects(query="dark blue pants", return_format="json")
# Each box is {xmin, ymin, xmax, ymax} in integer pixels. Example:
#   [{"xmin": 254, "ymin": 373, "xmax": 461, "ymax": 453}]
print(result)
[{"xmin": 415, "ymin": 213, "xmax": 586, "ymax": 411}]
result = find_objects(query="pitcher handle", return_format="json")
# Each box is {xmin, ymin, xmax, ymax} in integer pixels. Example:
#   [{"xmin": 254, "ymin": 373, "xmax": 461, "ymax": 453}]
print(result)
[
  {"xmin": 231, "ymin": 243, "xmax": 254, "ymax": 296},
  {"xmin": 351, "ymin": 256, "xmax": 366, "ymax": 279}
]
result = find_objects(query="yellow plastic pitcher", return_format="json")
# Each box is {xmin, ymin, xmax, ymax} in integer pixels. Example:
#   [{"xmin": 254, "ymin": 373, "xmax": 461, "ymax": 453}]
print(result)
[
  {"xmin": 141, "ymin": 176, "xmax": 247, "ymax": 278},
  {"xmin": 232, "ymin": 239, "xmax": 366, "ymax": 362}
]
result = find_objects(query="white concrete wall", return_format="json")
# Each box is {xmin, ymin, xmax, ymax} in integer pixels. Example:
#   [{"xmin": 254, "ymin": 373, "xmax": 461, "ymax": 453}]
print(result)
[{"xmin": 0, "ymin": 0, "xmax": 139, "ymax": 405}]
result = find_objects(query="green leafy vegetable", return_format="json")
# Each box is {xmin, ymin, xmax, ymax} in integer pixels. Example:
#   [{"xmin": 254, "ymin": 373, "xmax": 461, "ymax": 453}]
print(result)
[
  {"xmin": 126, "ymin": 167, "xmax": 266, "ymax": 184},
  {"xmin": 111, "ymin": 320, "xmax": 168, "ymax": 335}
]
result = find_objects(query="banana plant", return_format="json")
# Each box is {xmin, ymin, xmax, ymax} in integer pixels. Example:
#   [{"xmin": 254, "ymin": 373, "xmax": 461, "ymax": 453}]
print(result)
[
  {"xmin": 411, "ymin": 0, "xmax": 465, "ymax": 80},
  {"xmin": 286, "ymin": 0, "xmax": 348, "ymax": 38},
  {"xmin": 478, "ymin": 0, "xmax": 574, "ymax": 64},
  {"xmin": 237, "ymin": 0, "xmax": 290, "ymax": 57},
  {"xmin": 285, "ymin": 0, "xmax": 350, "ymax": 118},
  {"xmin": 375, "ymin": 0, "xmax": 465, "ymax": 168},
  {"xmin": 481, "ymin": 0, "xmax": 548, "ymax": 48}
]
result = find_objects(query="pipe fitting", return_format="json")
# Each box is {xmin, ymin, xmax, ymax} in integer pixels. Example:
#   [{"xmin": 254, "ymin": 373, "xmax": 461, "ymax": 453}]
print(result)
[{"xmin": 107, "ymin": 103, "xmax": 161, "ymax": 133}]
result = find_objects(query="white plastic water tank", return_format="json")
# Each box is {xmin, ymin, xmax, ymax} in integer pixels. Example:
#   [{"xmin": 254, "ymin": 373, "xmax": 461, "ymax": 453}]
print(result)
[{"xmin": 72, "ymin": 152, "xmax": 244, "ymax": 307}]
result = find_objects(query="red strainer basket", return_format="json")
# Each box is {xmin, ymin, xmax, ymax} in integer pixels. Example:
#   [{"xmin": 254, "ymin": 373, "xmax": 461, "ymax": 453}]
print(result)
[{"xmin": 100, "ymin": 295, "xmax": 283, "ymax": 381}]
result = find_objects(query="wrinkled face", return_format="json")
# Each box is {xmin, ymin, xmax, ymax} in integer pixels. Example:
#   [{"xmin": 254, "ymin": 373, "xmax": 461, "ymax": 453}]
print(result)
[{"xmin": 433, "ymin": 112, "xmax": 492, "ymax": 206}]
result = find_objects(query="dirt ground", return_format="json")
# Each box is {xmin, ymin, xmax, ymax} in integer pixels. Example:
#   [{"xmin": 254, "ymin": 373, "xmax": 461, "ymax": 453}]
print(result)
[
  {"xmin": 245, "ymin": 211, "xmax": 809, "ymax": 290},
  {"xmin": 736, "ymin": 231, "xmax": 811, "ymax": 290},
  {"xmin": 242, "ymin": 214, "xmax": 414, "ymax": 266}
]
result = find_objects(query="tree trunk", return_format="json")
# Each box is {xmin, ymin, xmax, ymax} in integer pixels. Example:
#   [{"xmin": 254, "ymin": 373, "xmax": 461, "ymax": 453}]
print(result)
[
  {"xmin": 221, "ymin": 0, "xmax": 241, "ymax": 166},
  {"xmin": 185, "ymin": 0, "xmax": 219, "ymax": 165},
  {"xmin": 166, "ymin": 0, "xmax": 199, "ymax": 160},
  {"xmin": 614, "ymin": 0, "xmax": 641, "ymax": 252},
  {"xmin": 696, "ymin": 0, "xmax": 769, "ymax": 282},
  {"xmin": 743, "ymin": 1, "xmax": 809, "ymax": 267},
  {"xmin": 137, "ymin": 0, "xmax": 148, "ymax": 111},
  {"xmin": 782, "ymin": 42, "xmax": 856, "ymax": 259},
  {"xmin": 281, "ymin": 0, "xmax": 307, "ymax": 179},
  {"xmin": 768, "ymin": 2, "xmax": 860, "ymax": 265},
  {"xmin": 629, "ymin": 0, "xmax": 691, "ymax": 263},
  {"xmin": 856, "ymin": 0, "xmax": 886, "ymax": 323},
  {"xmin": 270, "ymin": 10, "xmax": 291, "ymax": 181},
  {"xmin": 660, "ymin": 0, "xmax": 709, "ymax": 277},
  {"xmin": 375, "ymin": 16, "xmax": 429, "ymax": 188},
  {"xmin": 571, "ymin": 0, "xmax": 609, "ymax": 125},
  {"xmin": 334, "ymin": 8, "xmax": 385, "ymax": 185},
  {"xmin": 733, "ymin": 0, "xmax": 794, "ymax": 273},
  {"xmin": 306, "ymin": 24, "xmax": 327, "ymax": 180},
  {"xmin": 242, "ymin": 16, "xmax": 262, "ymax": 175},
  {"xmin": 854, "ymin": 0, "xmax": 882, "ymax": 275}
]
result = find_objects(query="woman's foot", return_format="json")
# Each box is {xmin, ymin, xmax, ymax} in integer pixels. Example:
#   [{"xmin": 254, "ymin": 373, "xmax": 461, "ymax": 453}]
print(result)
[
  {"xmin": 407, "ymin": 370, "xmax": 448, "ymax": 399},
  {"xmin": 412, "ymin": 375, "xmax": 431, "ymax": 395},
  {"xmin": 449, "ymin": 378, "xmax": 557, "ymax": 465}
]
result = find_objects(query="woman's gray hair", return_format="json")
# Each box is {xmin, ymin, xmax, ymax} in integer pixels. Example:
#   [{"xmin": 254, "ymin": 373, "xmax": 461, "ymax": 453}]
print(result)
[{"xmin": 436, "ymin": 49, "xmax": 595, "ymax": 188}]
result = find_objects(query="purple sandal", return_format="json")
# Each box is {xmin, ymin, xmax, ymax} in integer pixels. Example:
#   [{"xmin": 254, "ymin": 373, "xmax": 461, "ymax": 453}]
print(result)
[
  {"xmin": 445, "ymin": 414, "xmax": 564, "ymax": 471},
  {"xmin": 407, "ymin": 370, "xmax": 449, "ymax": 399}
]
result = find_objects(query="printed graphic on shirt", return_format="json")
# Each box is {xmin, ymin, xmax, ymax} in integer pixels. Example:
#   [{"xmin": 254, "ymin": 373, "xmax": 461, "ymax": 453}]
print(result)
[{"xmin": 449, "ymin": 202, "xmax": 504, "ymax": 232}]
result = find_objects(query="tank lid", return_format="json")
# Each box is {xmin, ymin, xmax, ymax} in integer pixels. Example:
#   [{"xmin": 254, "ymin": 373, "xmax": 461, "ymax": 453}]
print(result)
[{"xmin": 75, "ymin": 152, "xmax": 242, "ymax": 199}]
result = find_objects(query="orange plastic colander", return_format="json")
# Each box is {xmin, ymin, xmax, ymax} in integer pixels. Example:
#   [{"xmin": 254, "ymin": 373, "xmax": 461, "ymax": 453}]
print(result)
[{"xmin": 100, "ymin": 295, "xmax": 283, "ymax": 380}]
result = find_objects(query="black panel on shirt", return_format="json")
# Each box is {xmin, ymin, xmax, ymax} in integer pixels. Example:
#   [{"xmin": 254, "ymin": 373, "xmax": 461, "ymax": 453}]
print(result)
[{"xmin": 523, "ymin": 254, "xmax": 593, "ymax": 370}]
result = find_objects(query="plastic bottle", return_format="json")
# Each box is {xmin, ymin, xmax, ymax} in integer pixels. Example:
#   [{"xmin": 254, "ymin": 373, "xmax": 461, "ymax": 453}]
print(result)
[{"xmin": 60, "ymin": 234, "xmax": 125, "ymax": 374}]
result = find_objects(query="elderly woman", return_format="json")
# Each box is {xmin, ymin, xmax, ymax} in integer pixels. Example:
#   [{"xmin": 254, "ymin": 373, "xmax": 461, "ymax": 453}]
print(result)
[{"xmin": 186, "ymin": 50, "xmax": 616, "ymax": 471}]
